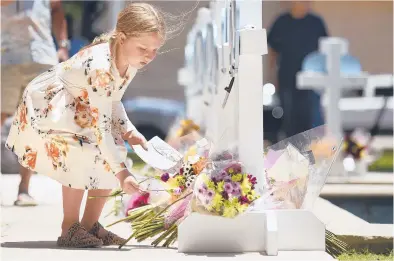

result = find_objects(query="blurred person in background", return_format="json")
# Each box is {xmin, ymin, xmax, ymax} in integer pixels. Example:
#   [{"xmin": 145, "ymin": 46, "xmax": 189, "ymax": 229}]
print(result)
[
  {"xmin": 1, "ymin": 0, "xmax": 69, "ymax": 206},
  {"xmin": 267, "ymin": 1, "xmax": 328, "ymax": 138}
]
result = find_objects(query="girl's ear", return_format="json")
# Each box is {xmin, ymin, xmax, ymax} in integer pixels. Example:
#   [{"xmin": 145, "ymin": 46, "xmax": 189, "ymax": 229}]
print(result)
[{"xmin": 118, "ymin": 32, "xmax": 127, "ymax": 44}]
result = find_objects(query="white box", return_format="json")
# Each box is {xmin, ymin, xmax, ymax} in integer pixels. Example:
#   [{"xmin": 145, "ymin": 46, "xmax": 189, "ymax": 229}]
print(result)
[{"xmin": 178, "ymin": 210, "xmax": 325, "ymax": 255}]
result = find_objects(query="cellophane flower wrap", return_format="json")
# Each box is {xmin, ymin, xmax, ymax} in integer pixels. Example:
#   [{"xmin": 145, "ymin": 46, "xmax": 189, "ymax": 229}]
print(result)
[{"xmin": 250, "ymin": 125, "xmax": 342, "ymax": 211}]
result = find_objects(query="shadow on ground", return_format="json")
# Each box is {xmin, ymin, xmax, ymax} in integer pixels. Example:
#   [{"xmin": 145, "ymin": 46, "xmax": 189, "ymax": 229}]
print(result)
[{"xmin": 1, "ymin": 241, "xmax": 132, "ymax": 251}]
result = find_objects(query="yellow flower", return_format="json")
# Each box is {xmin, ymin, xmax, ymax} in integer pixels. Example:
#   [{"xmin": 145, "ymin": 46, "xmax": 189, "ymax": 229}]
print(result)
[
  {"xmin": 241, "ymin": 177, "xmax": 252, "ymax": 195},
  {"xmin": 247, "ymin": 194, "xmax": 254, "ymax": 202},
  {"xmin": 231, "ymin": 173, "xmax": 243, "ymax": 182},
  {"xmin": 231, "ymin": 197, "xmax": 239, "ymax": 205},
  {"xmin": 223, "ymin": 206, "xmax": 237, "ymax": 218},
  {"xmin": 212, "ymin": 194, "xmax": 223, "ymax": 212},
  {"xmin": 216, "ymin": 181, "xmax": 224, "ymax": 193},
  {"xmin": 228, "ymin": 168, "xmax": 234, "ymax": 174},
  {"xmin": 166, "ymin": 176, "xmax": 184, "ymax": 189},
  {"xmin": 207, "ymin": 180, "xmax": 216, "ymax": 190},
  {"xmin": 235, "ymin": 202, "xmax": 248, "ymax": 214}
]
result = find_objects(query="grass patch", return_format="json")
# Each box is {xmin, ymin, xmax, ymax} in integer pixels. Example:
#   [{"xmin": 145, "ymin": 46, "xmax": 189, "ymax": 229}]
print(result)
[
  {"xmin": 337, "ymin": 250, "xmax": 393, "ymax": 261},
  {"xmin": 368, "ymin": 150, "xmax": 393, "ymax": 172}
]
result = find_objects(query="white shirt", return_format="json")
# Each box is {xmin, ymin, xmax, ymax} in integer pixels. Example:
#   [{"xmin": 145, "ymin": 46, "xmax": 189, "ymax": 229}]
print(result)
[{"xmin": 1, "ymin": 0, "xmax": 58, "ymax": 65}]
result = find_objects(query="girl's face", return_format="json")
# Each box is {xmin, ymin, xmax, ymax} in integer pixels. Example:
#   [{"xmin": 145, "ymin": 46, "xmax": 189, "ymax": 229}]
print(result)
[{"xmin": 119, "ymin": 32, "xmax": 164, "ymax": 69}]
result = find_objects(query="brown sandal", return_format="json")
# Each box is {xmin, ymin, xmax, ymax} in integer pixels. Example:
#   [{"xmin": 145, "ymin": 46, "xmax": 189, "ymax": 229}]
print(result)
[
  {"xmin": 57, "ymin": 222, "xmax": 103, "ymax": 248},
  {"xmin": 89, "ymin": 222, "xmax": 126, "ymax": 246}
]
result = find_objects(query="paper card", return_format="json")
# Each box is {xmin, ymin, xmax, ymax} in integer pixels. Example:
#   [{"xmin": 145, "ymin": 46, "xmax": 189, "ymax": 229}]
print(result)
[{"xmin": 132, "ymin": 136, "xmax": 183, "ymax": 171}]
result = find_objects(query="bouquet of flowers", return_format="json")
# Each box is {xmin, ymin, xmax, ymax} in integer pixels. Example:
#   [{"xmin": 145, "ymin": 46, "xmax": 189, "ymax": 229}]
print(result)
[
  {"xmin": 190, "ymin": 158, "xmax": 260, "ymax": 218},
  {"xmin": 106, "ymin": 133, "xmax": 261, "ymax": 249}
]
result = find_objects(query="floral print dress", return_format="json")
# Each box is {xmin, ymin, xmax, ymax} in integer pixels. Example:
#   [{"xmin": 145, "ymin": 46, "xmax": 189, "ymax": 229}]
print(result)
[{"xmin": 6, "ymin": 42, "xmax": 138, "ymax": 190}]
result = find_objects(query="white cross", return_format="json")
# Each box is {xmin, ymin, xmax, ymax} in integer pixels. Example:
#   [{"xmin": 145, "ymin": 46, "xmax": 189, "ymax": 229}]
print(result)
[{"xmin": 297, "ymin": 37, "xmax": 368, "ymax": 140}]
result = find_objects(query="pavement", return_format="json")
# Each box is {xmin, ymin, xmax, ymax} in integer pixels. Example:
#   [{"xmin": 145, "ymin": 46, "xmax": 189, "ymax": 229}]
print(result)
[{"xmin": 1, "ymin": 174, "xmax": 335, "ymax": 261}]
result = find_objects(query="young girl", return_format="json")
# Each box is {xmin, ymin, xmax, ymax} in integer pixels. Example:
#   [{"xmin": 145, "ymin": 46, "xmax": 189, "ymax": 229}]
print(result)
[{"xmin": 5, "ymin": 3, "xmax": 165, "ymax": 248}]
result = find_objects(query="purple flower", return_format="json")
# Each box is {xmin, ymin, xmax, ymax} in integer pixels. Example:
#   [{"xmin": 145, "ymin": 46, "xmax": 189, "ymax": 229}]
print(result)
[
  {"xmin": 230, "ymin": 182, "xmax": 241, "ymax": 196},
  {"xmin": 220, "ymin": 171, "xmax": 227, "ymax": 177},
  {"xmin": 173, "ymin": 187, "xmax": 182, "ymax": 195},
  {"xmin": 212, "ymin": 173, "xmax": 223, "ymax": 182},
  {"xmin": 222, "ymin": 191, "xmax": 229, "ymax": 200},
  {"xmin": 231, "ymin": 189, "xmax": 241, "ymax": 197},
  {"xmin": 247, "ymin": 174, "xmax": 257, "ymax": 185},
  {"xmin": 224, "ymin": 177, "xmax": 232, "ymax": 183},
  {"xmin": 224, "ymin": 182, "xmax": 233, "ymax": 193},
  {"xmin": 239, "ymin": 195, "xmax": 249, "ymax": 205},
  {"xmin": 161, "ymin": 173, "xmax": 170, "ymax": 182},
  {"xmin": 206, "ymin": 189, "xmax": 215, "ymax": 198},
  {"xmin": 232, "ymin": 182, "xmax": 240, "ymax": 190}
]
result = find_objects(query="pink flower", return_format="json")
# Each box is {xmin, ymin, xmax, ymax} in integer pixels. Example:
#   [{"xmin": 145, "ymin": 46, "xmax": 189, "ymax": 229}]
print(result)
[
  {"xmin": 224, "ymin": 182, "xmax": 233, "ymax": 193},
  {"xmin": 125, "ymin": 192, "xmax": 150, "ymax": 215},
  {"xmin": 164, "ymin": 194, "xmax": 192, "ymax": 228}
]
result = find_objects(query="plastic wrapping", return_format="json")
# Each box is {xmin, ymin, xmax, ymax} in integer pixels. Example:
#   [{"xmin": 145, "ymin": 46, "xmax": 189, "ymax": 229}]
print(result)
[{"xmin": 251, "ymin": 125, "xmax": 342, "ymax": 211}]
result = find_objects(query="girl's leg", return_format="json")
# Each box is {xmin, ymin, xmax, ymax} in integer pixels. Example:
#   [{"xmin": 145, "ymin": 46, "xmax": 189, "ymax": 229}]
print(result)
[
  {"xmin": 81, "ymin": 189, "xmax": 126, "ymax": 245},
  {"xmin": 58, "ymin": 186, "xmax": 103, "ymax": 248},
  {"xmin": 61, "ymin": 185, "xmax": 84, "ymax": 236},
  {"xmin": 80, "ymin": 189, "xmax": 111, "ymax": 231}
]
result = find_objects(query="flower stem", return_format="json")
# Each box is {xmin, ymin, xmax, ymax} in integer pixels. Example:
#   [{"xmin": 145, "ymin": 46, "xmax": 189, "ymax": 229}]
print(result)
[
  {"xmin": 151, "ymin": 223, "xmax": 177, "ymax": 247},
  {"xmin": 106, "ymin": 205, "xmax": 152, "ymax": 228},
  {"xmin": 162, "ymin": 229, "xmax": 178, "ymax": 247},
  {"xmin": 119, "ymin": 192, "xmax": 192, "ymax": 249}
]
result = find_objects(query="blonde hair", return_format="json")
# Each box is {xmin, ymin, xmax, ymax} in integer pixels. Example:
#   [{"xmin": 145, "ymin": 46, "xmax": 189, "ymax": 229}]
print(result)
[
  {"xmin": 82, "ymin": 2, "xmax": 198, "ymax": 51},
  {"xmin": 82, "ymin": 3, "xmax": 166, "ymax": 50}
]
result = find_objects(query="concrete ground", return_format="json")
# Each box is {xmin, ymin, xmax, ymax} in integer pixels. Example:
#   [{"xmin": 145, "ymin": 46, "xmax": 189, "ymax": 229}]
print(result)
[{"xmin": 1, "ymin": 174, "xmax": 335, "ymax": 261}]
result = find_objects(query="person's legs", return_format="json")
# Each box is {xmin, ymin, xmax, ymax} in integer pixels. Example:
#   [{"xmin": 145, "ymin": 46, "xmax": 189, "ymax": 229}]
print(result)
[
  {"xmin": 81, "ymin": 189, "xmax": 126, "ymax": 245},
  {"xmin": 13, "ymin": 166, "xmax": 36, "ymax": 206},
  {"xmin": 279, "ymin": 88, "xmax": 296, "ymax": 138},
  {"xmin": 293, "ymin": 90, "xmax": 314, "ymax": 134},
  {"xmin": 0, "ymin": 64, "xmax": 37, "ymax": 205},
  {"xmin": 10, "ymin": 64, "xmax": 53, "ymax": 206},
  {"xmin": 81, "ymin": 189, "xmax": 111, "ymax": 230},
  {"xmin": 58, "ymin": 186, "xmax": 103, "ymax": 247},
  {"xmin": 61, "ymin": 185, "xmax": 85, "ymax": 235}
]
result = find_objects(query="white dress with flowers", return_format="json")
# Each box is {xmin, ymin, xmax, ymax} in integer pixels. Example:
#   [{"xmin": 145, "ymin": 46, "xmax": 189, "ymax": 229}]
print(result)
[{"xmin": 6, "ymin": 43, "xmax": 138, "ymax": 190}]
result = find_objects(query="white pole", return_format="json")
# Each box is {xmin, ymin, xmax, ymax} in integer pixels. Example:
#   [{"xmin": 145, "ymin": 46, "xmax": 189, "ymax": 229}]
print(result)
[{"xmin": 236, "ymin": 0, "xmax": 266, "ymax": 191}]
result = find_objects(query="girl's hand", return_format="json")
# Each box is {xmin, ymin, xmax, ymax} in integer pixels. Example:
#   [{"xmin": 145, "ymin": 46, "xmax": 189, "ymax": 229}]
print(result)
[
  {"xmin": 116, "ymin": 169, "xmax": 144, "ymax": 195},
  {"xmin": 127, "ymin": 130, "xmax": 148, "ymax": 151}
]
